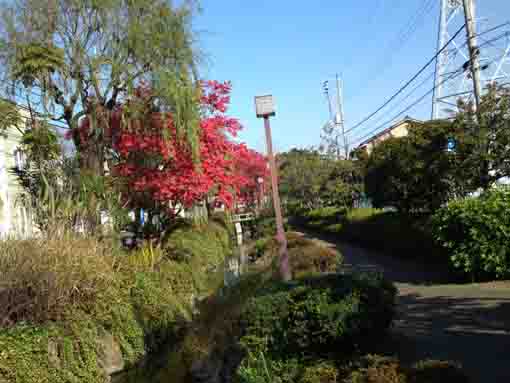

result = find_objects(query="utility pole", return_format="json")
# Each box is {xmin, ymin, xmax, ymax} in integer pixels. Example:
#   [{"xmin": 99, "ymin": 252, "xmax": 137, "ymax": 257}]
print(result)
[
  {"xmin": 462, "ymin": 0, "xmax": 482, "ymax": 112},
  {"xmin": 335, "ymin": 74, "xmax": 349, "ymax": 159}
]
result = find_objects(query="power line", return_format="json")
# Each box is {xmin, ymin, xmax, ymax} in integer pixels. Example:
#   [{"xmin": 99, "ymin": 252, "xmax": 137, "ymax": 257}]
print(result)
[
  {"xmin": 477, "ymin": 21, "xmax": 510, "ymax": 39},
  {"xmin": 349, "ymin": 52, "xmax": 509, "ymax": 148},
  {"xmin": 354, "ymin": 68, "xmax": 437, "ymax": 139},
  {"xmin": 345, "ymin": 23, "xmax": 466, "ymax": 135},
  {"xmin": 349, "ymin": 68, "xmax": 465, "ymax": 146},
  {"xmin": 347, "ymin": 0, "xmax": 437, "ymax": 102}
]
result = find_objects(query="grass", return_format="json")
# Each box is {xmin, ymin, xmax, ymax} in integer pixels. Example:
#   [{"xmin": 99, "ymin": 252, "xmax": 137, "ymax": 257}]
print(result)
[
  {"xmin": 0, "ymin": 235, "xmax": 119, "ymax": 326},
  {"xmin": 0, "ymin": 221, "xmax": 232, "ymax": 383}
]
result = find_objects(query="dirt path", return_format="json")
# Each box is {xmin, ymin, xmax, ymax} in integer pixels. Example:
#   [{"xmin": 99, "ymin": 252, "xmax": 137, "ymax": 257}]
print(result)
[{"xmin": 299, "ymin": 232, "xmax": 510, "ymax": 383}]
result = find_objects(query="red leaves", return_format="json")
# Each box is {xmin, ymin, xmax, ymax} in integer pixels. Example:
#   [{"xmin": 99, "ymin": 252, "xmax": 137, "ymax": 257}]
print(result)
[
  {"xmin": 110, "ymin": 80, "xmax": 267, "ymax": 210},
  {"xmin": 201, "ymin": 80, "xmax": 232, "ymax": 113}
]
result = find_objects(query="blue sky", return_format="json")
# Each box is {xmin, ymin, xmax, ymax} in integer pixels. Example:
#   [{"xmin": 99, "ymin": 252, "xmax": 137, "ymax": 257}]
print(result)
[{"xmin": 196, "ymin": 0, "xmax": 509, "ymax": 153}]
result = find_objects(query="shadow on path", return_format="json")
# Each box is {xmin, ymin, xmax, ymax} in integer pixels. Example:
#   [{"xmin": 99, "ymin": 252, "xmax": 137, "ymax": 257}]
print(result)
[
  {"xmin": 393, "ymin": 294, "xmax": 510, "ymax": 383},
  {"xmin": 298, "ymin": 229, "xmax": 451, "ymax": 285},
  {"xmin": 295, "ymin": 230, "xmax": 510, "ymax": 383}
]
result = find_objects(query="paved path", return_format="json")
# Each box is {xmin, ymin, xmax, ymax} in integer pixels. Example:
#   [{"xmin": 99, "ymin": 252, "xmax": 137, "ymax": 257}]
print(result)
[{"xmin": 299, "ymin": 231, "xmax": 510, "ymax": 383}]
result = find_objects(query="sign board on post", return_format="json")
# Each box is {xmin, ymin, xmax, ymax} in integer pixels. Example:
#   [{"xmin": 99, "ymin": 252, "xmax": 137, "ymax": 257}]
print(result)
[{"xmin": 255, "ymin": 95, "xmax": 276, "ymax": 118}]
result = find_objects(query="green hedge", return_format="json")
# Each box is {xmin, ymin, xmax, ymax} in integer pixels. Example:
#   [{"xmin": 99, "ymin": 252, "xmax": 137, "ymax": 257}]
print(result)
[
  {"xmin": 295, "ymin": 208, "xmax": 447, "ymax": 265},
  {"xmin": 239, "ymin": 273, "xmax": 396, "ymax": 361},
  {"xmin": 432, "ymin": 187, "xmax": 510, "ymax": 280},
  {"xmin": 236, "ymin": 274, "xmax": 397, "ymax": 383}
]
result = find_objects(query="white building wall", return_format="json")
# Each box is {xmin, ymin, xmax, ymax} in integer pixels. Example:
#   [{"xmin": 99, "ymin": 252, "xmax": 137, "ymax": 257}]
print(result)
[{"xmin": 0, "ymin": 108, "xmax": 33, "ymax": 238}]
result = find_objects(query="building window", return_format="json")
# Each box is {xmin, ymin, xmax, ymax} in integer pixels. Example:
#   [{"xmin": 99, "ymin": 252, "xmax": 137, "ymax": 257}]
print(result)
[{"xmin": 14, "ymin": 149, "xmax": 26, "ymax": 171}]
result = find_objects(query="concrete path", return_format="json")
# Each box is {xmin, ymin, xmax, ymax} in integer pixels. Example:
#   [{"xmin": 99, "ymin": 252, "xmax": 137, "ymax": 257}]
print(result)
[{"xmin": 300, "ymin": 232, "xmax": 510, "ymax": 383}]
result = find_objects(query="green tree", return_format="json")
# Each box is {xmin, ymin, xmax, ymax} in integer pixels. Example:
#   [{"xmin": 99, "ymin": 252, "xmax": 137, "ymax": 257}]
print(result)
[
  {"xmin": 364, "ymin": 120, "xmax": 464, "ymax": 213},
  {"xmin": 0, "ymin": 99, "xmax": 23, "ymax": 136},
  {"xmin": 0, "ymin": 0, "xmax": 201, "ymax": 174},
  {"xmin": 278, "ymin": 148, "xmax": 362, "ymax": 212},
  {"xmin": 454, "ymin": 84, "xmax": 510, "ymax": 190}
]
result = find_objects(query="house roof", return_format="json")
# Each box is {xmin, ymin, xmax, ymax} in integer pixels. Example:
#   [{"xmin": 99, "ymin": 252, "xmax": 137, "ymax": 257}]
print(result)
[{"xmin": 358, "ymin": 116, "xmax": 421, "ymax": 148}]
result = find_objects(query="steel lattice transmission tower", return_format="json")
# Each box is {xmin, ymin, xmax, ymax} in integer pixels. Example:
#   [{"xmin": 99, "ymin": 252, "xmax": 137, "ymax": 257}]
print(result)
[
  {"xmin": 322, "ymin": 75, "xmax": 348, "ymax": 159},
  {"xmin": 432, "ymin": 0, "xmax": 510, "ymax": 119}
]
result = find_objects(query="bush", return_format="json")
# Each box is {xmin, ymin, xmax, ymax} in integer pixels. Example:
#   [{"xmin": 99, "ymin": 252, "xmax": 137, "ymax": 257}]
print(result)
[
  {"xmin": 296, "ymin": 208, "xmax": 448, "ymax": 267},
  {"xmin": 300, "ymin": 361, "xmax": 339, "ymax": 383},
  {"xmin": 288, "ymin": 243, "xmax": 341, "ymax": 278},
  {"xmin": 238, "ymin": 354, "xmax": 469, "ymax": 383},
  {"xmin": 432, "ymin": 187, "xmax": 510, "ymax": 280},
  {"xmin": 237, "ymin": 353, "xmax": 302, "ymax": 383},
  {"xmin": 300, "ymin": 207, "xmax": 347, "ymax": 229},
  {"xmin": 0, "ymin": 222, "xmax": 231, "ymax": 382},
  {"xmin": 306, "ymin": 206, "xmax": 347, "ymax": 221},
  {"xmin": 239, "ymin": 273, "xmax": 397, "ymax": 361},
  {"xmin": 348, "ymin": 355, "xmax": 407, "ymax": 383},
  {"xmin": 252, "ymin": 216, "xmax": 289, "ymax": 240},
  {"xmin": 346, "ymin": 355, "xmax": 470, "ymax": 383},
  {"xmin": 346, "ymin": 208, "xmax": 384, "ymax": 222},
  {"xmin": 252, "ymin": 232, "xmax": 342, "ymax": 277},
  {"xmin": 0, "ymin": 236, "xmax": 117, "ymax": 326}
]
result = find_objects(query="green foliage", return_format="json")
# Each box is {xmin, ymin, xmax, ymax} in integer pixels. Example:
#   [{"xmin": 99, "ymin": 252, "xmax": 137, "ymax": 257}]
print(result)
[
  {"xmin": 432, "ymin": 187, "xmax": 510, "ymax": 280},
  {"xmin": 0, "ymin": 222, "xmax": 231, "ymax": 382},
  {"xmin": 237, "ymin": 353, "xmax": 303, "ymax": 383},
  {"xmin": 19, "ymin": 121, "xmax": 61, "ymax": 163},
  {"xmin": 13, "ymin": 42, "xmax": 65, "ymax": 86},
  {"xmin": 1, "ymin": 0, "xmax": 202, "ymax": 171},
  {"xmin": 252, "ymin": 216, "xmax": 289, "ymax": 240},
  {"xmin": 296, "ymin": 208, "xmax": 447, "ymax": 266},
  {"xmin": 239, "ymin": 274, "xmax": 396, "ymax": 361},
  {"xmin": 253, "ymin": 237, "xmax": 269, "ymax": 259},
  {"xmin": 347, "ymin": 355, "xmax": 407, "ymax": 383},
  {"xmin": 346, "ymin": 355, "xmax": 469, "ymax": 383},
  {"xmin": 0, "ymin": 236, "xmax": 118, "ymax": 326},
  {"xmin": 299, "ymin": 361, "xmax": 340, "ymax": 383},
  {"xmin": 0, "ymin": 100, "xmax": 22, "ymax": 136},
  {"xmin": 238, "ymin": 354, "xmax": 470, "ymax": 383},
  {"xmin": 346, "ymin": 207, "xmax": 384, "ymax": 222},
  {"xmin": 252, "ymin": 232, "xmax": 342, "ymax": 278},
  {"xmin": 362, "ymin": 86, "xmax": 510, "ymax": 215},
  {"xmin": 302, "ymin": 206, "xmax": 347, "ymax": 228},
  {"xmin": 364, "ymin": 120, "xmax": 463, "ymax": 213},
  {"xmin": 454, "ymin": 84, "xmax": 510, "ymax": 189},
  {"xmin": 278, "ymin": 148, "xmax": 363, "ymax": 211}
]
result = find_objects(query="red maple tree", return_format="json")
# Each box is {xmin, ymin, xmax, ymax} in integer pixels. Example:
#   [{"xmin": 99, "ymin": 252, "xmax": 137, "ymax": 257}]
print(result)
[{"xmin": 75, "ymin": 80, "xmax": 268, "ymax": 215}]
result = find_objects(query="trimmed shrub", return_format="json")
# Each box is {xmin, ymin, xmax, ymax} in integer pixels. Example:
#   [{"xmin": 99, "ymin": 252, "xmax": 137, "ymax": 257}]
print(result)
[
  {"xmin": 239, "ymin": 273, "xmax": 397, "ymax": 361},
  {"xmin": 296, "ymin": 208, "xmax": 448, "ymax": 267},
  {"xmin": 432, "ymin": 187, "xmax": 510, "ymax": 280},
  {"xmin": 288, "ymin": 244, "xmax": 341, "ymax": 278},
  {"xmin": 253, "ymin": 232, "xmax": 342, "ymax": 277},
  {"xmin": 301, "ymin": 207, "xmax": 347, "ymax": 229}
]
